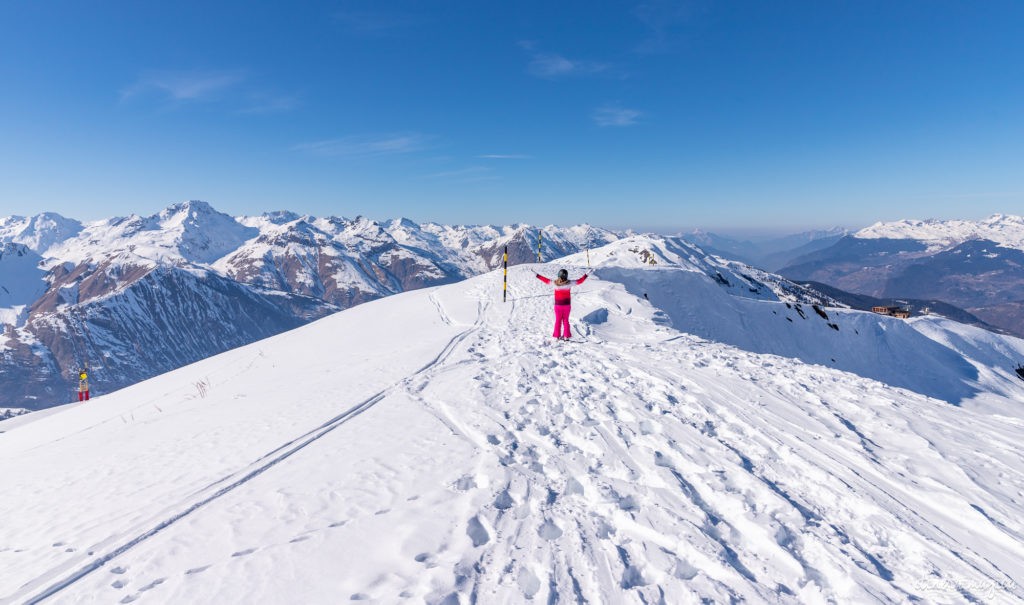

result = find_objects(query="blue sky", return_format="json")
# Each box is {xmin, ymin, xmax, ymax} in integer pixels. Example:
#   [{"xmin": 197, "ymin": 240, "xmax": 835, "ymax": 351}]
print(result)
[{"xmin": 1, "ymin": 1, "xmax": 1021, "ymax": 234}]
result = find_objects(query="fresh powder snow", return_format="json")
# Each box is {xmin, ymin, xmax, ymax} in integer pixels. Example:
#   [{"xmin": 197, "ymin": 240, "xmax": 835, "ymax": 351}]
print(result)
[{"xmin": 1, "ymin": 237, "xmax": 1022, "ymax": 604}]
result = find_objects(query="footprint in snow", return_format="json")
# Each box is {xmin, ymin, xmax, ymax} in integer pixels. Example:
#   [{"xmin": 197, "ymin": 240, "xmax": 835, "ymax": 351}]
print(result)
[
  {"xmin": 185, "ymin": 565, "xmax": 211, "ymax": 576},
  {"xmin": 494, "ymin": 488, "xmax": 515, "ymax": 510},
  {"xmin": 538, "ymin": 520, "xmax": 563, "ymax": 540},
  {"xmin": 617, "ymin": 494, "xmax": 639, "ymax": 511},
  {"xmin": 139, "ymin": 578, "xmax": 165, "ymax": 592},
  {"xmin": 594, "ymin": 517, "xmax": 616, "ymax": 539},
  {"xmin": 231, "ymin": 548, "xmax": 257, "ymax": 557},
  {"xmin": 111, "ymin": 580, "xmax": 127, "ymax": 589},
  {"xmin": 467, "ymin": 516, "xmax": 491, "ymax": 547},
  {"xmin": 110, "ymin": 566, "xmax": 128, "ymax": 575},
  {"xmin": 329, "ymin": 520, "xmax": 348, "ymax": 528},
  {"xmin": 289, "ymin": 535, "xmax": 311, "ymax": 543},
  {"xmin": 413, "ymin": 552, "xmax": 439, "ymax": 568},
  {"xmin": 518, "ymin": 567, "xmax": 541, "ymax": 599}
]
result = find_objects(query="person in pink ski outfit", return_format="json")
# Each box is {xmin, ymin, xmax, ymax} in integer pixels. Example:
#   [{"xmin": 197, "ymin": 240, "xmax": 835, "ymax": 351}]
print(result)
[{"xmin": 535, "ymin": 268, "xmax": 588, "ymax": 340}]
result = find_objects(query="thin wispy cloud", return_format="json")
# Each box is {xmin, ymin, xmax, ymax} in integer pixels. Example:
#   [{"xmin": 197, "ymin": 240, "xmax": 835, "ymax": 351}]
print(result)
[
  {"xmin": 121, "ymin": 70, "xmax": 246, "ymax": 102},
  {"xmin": 121, "ymin": 69, "xmax": 300, "ymax": 116},
  {"xmin": 593, "ymin": 105, "xmax": 643, "ymax": 127},
  {"xmin": 292, "ymin": 134, "xmax": 431, "ymax": 157},
  {"xmin": 520, "ymin": 41, "xmax": 609, "ymax": 79}
]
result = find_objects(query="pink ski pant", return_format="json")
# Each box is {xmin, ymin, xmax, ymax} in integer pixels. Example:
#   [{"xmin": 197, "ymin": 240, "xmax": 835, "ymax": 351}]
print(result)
[{"xmin": 553, "ymin": 305, "xmax": 572, "ymax": 338}]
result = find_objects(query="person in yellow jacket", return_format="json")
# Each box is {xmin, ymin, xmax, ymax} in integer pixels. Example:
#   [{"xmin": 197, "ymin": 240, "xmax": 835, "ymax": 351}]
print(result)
[{"xmin": 78, "ymin": 369, "xmax": 90, "ymax": 401}]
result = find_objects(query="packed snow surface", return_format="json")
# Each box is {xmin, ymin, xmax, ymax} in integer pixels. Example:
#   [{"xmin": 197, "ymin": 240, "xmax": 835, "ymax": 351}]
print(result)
[{"xmin": 2, "ymin": 239, "xmax": 1023, "ymax": 604}]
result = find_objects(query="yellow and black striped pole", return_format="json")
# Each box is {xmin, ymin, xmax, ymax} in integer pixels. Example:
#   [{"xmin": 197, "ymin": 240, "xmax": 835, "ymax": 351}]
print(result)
[
  {"xmin": 586, "ymin": 226, "xmax": 592, "ymax": 269},
  {"xmin": 503, "ymin": 245, "xmax": 508, "ymax": 302},
  {"xmin": 536, "ymin": 229, "xmax": 543, "ymax": 262}
]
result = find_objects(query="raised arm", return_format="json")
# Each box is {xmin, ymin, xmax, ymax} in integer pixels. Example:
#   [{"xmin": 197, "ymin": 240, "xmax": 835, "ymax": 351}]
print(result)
[
  {"xmin": 575, "ymin": 273, "xmax": 588, "ymax": 285},
  {"xmin": 535, "ymin": 273, "xmax": 551, "ymax": 284}
]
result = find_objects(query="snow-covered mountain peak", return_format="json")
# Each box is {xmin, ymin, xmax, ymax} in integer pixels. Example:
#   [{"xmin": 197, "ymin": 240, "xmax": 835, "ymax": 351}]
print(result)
[
  {"xmin": 156, "ymin": 200, "xmax": 258, "ymax": 263},
  {"xmin": 855, "ymin": 214, "xmax": 1024, "ymax": 250},
  {"xmin": 238, "ymin": 211, "xmax": 290, "ymax": 229},
  {"xmin": 563, "ymin": 235, "xmax": 839, "ymax": 310},
  {"xmin": 158, "ymin": 199, "xmax": 218, "ymax": 222},
  {"xmin": 584, "ymin": 234, "xmax": 751, "ymax": 276},
  {"xmin": 336, "ymin": 215, "xmax": 395, "ymax": 248},
  {"xmin": 264, "ymin": 210, "xmax": 303, "ymax": 224},
  {"xmin": 0, "ymin": 212, "xmax": 83, "ymax": 255},
  {"xmin": 38, "ymin": 202, "xmax": 259, "ymax": 266},
  {"xmin": 581, "ymin": 234, "xmax": 685, "ymax": 269},
  {"xmin": 390, "ymin": 217, "xmax": 420, "ymax": 230}
]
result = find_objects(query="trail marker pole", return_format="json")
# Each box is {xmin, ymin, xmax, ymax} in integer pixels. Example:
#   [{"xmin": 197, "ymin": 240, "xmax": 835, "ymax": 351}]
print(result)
[
  {"xmin": 536, "ymin": 230, "xmax": 543, "ymax": 262},
  {"xmin": 503, "ymin": 246, "xmax": 508, "ymax": 302},
  {"xmin": 586, "ymin": 225, "xmax": 593, "ymax": 269}
]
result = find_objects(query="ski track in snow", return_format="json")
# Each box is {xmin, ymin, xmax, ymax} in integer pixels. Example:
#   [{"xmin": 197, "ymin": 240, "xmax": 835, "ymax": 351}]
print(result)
[
  {"xmin": 9, "ymin": 295, "xmax": 488, "ymax": 605},
  {"xmin": 1, "ymin": 263, "xmax": 1023, "ymax": 603}
]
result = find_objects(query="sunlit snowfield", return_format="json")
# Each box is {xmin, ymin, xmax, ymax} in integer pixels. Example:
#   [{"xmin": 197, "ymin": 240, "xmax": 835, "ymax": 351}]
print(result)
[{"xmin": 2, "ymin": 237, "xmax": 1023, "ymax": 604}]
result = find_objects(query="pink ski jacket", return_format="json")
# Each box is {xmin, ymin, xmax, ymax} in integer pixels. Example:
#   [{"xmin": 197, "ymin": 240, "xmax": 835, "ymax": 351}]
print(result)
[{"xmin": 536, "ymin": 273, "xmax": 588, "ymax": 306}]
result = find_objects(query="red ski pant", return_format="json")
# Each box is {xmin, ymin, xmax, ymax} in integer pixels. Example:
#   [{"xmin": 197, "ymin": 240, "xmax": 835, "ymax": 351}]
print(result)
[{"xmin": 553, "ymin": 305, "xmax": 572, "ymax": 338}]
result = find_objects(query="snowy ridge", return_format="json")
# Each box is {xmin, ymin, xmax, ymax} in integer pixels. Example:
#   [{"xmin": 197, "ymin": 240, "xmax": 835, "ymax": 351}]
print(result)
[
  {"xmin": 0, "ymin": 213, "xmax": 83, "ymax": 256},
  {"xmin": 44, "ymin": 201, "xmax": 259, "ymax": 267},
  {"xmin": 1, "ymin": 244, "xmax": 1022, "ymax": 603},
  {"xmin": 855, "ymin": 214, "xmax": 1024, "ymax": 251},
  {"xmin": 0, "ymin": 202, "xmax": 620, "ymax": 410}
]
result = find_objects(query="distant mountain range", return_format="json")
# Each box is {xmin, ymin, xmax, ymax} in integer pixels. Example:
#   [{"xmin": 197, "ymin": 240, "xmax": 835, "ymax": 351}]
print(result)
[
  {"xmin": 778, "ymin": 214, "xmax": 1024, "ymax": 337},
  {"xmin": 681, "ymin": 228, "xmax": 851, "ymax": 270},
  {"xmin": 1, "ymin": 201, "xmax": 627, "ymax": 409},
  {"xmin": 4, "ymin": 203, "xmax": 1020, "ymax": 410}
]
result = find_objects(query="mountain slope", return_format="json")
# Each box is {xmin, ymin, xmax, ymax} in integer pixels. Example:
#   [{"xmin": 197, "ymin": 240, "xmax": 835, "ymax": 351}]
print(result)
[
  {"xmin": 0, "ymin": 243, "xmax": 47, "ymax": 326},
  {"xmin": 682, "ymin": 228, "xmax": 849, "ymax": 270},
  {"xmin": 0, "ymin": 202, "xmax": 619, "ymax": 410},
  {"xmin": 779, "ymin": 215, "xmax": 1024, "ymax": 337},
  {"xmin": 2, "ymin": 237, "xmax": 1022, "ymax": 604},
  {"xmin": 0, "ymin": 213, "xmax": 83, "ymax": 255}
]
